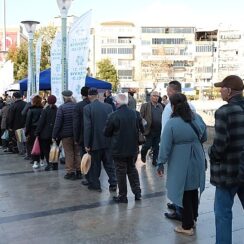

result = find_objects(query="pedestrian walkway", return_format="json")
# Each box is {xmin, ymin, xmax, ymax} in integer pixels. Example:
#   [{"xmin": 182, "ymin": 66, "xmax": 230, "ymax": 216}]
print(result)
[{"xmin": 0, "ymin": 148, "xmax": 244, "ymax": 244}]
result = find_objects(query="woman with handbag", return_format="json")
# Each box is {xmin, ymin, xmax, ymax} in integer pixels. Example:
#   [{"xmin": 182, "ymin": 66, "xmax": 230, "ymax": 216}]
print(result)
[
  {"xmin": 35, "ymin": 95, "xmax": 58, "ymax": 171},
  {"xmin": 25, "ymin": 95, "xmax": 43, "ymax": 169},
  {"xmin": 157, "ymin": 93, "xmax": 207, "ymax": 236}
]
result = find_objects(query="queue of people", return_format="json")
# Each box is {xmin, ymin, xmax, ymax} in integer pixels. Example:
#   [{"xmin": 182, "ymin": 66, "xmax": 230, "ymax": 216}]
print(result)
[{"xmin": 0, "ymin": 75, "xmax": 244, "ymax": 244}]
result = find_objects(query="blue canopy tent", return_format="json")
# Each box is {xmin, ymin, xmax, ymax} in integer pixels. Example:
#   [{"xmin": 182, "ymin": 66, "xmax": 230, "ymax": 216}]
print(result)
[{"xmin": 19, "ymin": 68, "xmax": 112, "ymax": 91}]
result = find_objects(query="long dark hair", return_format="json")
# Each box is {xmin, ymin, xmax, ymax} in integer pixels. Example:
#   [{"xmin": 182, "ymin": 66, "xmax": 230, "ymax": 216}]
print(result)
[{"xmin": 170, "ymin": 93, "xmax": 192, "ymax": 122}]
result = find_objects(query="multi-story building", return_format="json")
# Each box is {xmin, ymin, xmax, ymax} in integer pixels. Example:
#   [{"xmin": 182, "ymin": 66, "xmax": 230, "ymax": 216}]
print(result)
[
  {"xmin": 195, "ymin": 29, "xmax": 218, "ymax": 98},
  {"xmin": 90, "ymin": 21, "xmax": 137, "ymax": 89},
  {"xmin": 0, "ymin": 26, "xmax": 27, "ymax": 64},
  {"xmin": 139, "ymin": 26, "xmax": 196, "ymax": 95},
  {"xmin": 217, "ymin": 26, "xmax": 244, "ymax": 82}
]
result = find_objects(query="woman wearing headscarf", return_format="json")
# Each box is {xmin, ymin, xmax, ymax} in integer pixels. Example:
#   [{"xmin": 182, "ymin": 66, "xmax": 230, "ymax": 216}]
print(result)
[{"xmin": 157, "ymin": 93, "xmax": 207, "ymax": 236}]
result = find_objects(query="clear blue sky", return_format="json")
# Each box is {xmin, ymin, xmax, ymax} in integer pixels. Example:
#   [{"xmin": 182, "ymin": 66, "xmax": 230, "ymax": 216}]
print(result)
[{"xmin": 1, "ymin": 0, "xmax": 244, "ymax": 28}]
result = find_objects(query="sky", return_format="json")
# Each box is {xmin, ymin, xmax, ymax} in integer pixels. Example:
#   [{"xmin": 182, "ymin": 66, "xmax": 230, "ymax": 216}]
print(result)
[{"xmin": 1, "ymin": 0, "xmax": 244, "ymax": 29}]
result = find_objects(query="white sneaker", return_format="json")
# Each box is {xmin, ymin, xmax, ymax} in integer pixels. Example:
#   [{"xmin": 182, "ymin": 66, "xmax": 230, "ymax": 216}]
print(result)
[
  {"xmin": 32, "ymin": 161, "xmax": 39, "ymax": 169},
  {"xmin": 40, "ymin": 160, "xmax": 45, "ymax": 167}
]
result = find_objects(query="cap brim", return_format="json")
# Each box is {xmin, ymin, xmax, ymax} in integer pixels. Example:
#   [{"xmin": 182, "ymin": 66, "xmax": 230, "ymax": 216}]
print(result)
[{"xmin": 214, "ymin": 82, "xmax": 223, "ymax": 88}]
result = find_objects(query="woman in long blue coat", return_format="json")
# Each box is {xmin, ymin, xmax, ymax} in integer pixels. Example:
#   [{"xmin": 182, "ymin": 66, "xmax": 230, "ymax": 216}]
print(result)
[{"xmin": 157, "ymin": 93, "xmax": 207, "ymax": 236}]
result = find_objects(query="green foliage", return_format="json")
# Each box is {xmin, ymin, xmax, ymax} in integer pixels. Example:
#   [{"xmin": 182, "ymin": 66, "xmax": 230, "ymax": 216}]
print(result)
[
  {"xmin": 6, "ymin": 25, "xmax": 57, "ymax": 81},
  {"xmin": 96, "ymin": 59, "xmax": 118, "ymax": 91}
]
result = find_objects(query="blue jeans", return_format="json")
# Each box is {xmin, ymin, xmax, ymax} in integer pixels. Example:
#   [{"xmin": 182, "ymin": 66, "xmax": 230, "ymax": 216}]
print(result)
[{"xmin": 214, "ymin": 185, "xmax": 244, "ymax": 244}]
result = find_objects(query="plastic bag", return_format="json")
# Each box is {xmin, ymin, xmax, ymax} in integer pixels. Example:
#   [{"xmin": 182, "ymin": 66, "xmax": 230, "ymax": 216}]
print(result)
[
  {"xmin": 31, "ymin": 137, "xmax": 41, "ymax": 156},
  {"xmin": 15, "ymin": 128, "xmax": 26, "ymax": 143},
  {"xmin": 49, "ymin": 142, "xmax": 59, "ymax": 163},
  {"xmin": 80, "ymin": 153, "xmax": 91, "ymax": 175},
  {"xmin": 1, "ymin": 130, "xmax": 9, "ymax": 140}
]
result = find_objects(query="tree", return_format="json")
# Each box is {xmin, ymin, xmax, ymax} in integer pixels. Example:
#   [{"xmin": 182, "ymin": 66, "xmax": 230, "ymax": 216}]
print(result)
[
  {"xmin": 96, "ymin": 59, "xmax": 118, "ymax": 91},
  {"xmin": 6, "ymin": 25, "xmax": 57, "ymax": 81}
]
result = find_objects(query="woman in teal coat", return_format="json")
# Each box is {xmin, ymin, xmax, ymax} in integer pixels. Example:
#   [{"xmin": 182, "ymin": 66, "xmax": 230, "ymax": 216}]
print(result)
[{"xmin": 157, "ymin": 93, "xmax": 206, "ymax": 236}]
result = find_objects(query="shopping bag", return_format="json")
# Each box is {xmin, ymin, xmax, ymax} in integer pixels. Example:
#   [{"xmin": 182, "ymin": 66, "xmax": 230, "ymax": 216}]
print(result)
[
  {"xmin": 80, "ymin": 153, "xmax": 91, "ymax": 175},
  {"xmin": 49, "ymin": 142, "xmax": 60, "ymax": 163},
  {"xmin": 31, "ymin": 137, "xmax": 41, "ymax": 156},
  {"xmin": 1, "ymin": 130, "xmax": 9, "ymax": 140},
  {"xmin": 15, "ymin": 128, "xmax": 26, "ymax": 143}
]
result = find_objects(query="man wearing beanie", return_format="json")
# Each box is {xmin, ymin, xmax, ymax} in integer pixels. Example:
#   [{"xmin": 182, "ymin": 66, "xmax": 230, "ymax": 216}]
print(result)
[
  {"xmin": 36, "ymin": 95, "xmax": 58, "ymax": 171},
  {"xmin": 83, "ymin": 87, "xmax": 117, "ymax": 192},
  {"xmin": 73, "ymin": 86, "xmax": 90, "ymax": 183},
  {"xmin": 52, "ymin": 90, "xmax": 81, "ymax": 180}
]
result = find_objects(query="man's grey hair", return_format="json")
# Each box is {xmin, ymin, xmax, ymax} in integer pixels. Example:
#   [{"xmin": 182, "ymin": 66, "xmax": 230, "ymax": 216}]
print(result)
[{"xmin": 115, "ymin": 93, "xmax": 128, "ymax": 106}]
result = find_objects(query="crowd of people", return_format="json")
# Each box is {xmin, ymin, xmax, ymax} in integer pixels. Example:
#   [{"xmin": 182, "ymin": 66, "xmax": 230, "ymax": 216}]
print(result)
[{"xmin": 0, "ymin": 75, "xmax": 244, "ymax": 243}]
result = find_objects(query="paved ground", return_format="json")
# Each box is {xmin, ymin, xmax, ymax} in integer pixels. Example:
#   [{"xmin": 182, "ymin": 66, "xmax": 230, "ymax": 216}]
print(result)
[{"xmin": 0, "ymin": 135, "xmax": 244, "ymax": 244}]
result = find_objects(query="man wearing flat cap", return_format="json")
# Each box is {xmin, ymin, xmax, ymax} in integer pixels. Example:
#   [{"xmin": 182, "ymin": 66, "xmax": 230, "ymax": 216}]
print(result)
[
  {"xmin": 73, "ymin": 86, "xmax": 90, "ymax": 184},
  {"xmin": 52, "ymin": 90, "xmax": 81, "ymax": 180},
  {"xmin": 209, "ymin": 75, "xmax": 244, "ymax": 244},
  {"xmin": 83, "ymin": 87, "xmax": 117, "ymax": 192}
]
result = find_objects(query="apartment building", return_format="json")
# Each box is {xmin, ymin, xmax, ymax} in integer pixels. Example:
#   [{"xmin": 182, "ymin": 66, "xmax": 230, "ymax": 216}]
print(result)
[
  {"xmin": 89, "ymin": 21, "xmax": 137, "ymax": 89},
  {"xmin": 217, "ymin": 27, "xmax": 244, "ymax": 82},
  {"xmin": 88, "ymin": 22, "xmax": 244, "ymax": 96}
]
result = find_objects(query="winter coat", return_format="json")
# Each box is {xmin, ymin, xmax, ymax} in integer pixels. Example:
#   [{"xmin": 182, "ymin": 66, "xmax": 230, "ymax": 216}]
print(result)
[
  {"xmin": 1, "ymin": 105, "xmax": 10, "ymax": 130},
  {"xmin": 25, "ymin": 106, "xmax": 43, "ymax": 135},
  {"xmin": 104, "ymin": 105, "xmax": 143, "ymax": 157},
  {"xmin": 8, "ymin": 100, "xmax": 27, "ymax": 130},
  {"xmin": 52, "ymin": 101, "xmax": 75, "ymax": 139},
  {"xmin": 157, "ymin": 113, "xmax": 207, "ymax": 208},
  {"xmin": 35, "ymin": 105, "xmax": 57, "ymax": 140}
]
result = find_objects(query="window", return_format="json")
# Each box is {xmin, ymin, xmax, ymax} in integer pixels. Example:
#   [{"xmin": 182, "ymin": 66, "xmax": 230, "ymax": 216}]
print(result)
[
  {"xmin": 107, "ymin": 48, "xmax": 117, "ymax": 54},
  {"xmin": 101, "ymin": 48, "xmax": 106, "ymax": 54},
  {"xmin": 152, "ymin": 38, "xmax": 185, "ymax": 45},
  {"xmin": 118, "ymin": 48, "xmax": 133, "ymax": 54}
]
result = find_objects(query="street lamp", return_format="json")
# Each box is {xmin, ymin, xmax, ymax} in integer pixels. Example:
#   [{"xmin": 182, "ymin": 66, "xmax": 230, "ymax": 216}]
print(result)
[
  {"xmin": 57, "ymin": 0, "xmax": 73, "ymax": 91},
  {"xmin": 21, "ymin": 20, "xmax": 40, "ymax": 99}
]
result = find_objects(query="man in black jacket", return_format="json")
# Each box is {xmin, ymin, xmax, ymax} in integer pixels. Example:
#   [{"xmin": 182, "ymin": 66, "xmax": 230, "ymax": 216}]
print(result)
[
  {"xmin": 8, "ymin": 92, "xmax": 26, "ymax": 154},
  {"xmin": 83, "ymin": 88, "xmax": 117, "ymax": 192},
  {"xmin": 104, "ymin": 93, "xmax": 142, "ymax": 203},
  {"xmin": 73, "ymin": 86, "xmax": 90, "ymax": 184}
]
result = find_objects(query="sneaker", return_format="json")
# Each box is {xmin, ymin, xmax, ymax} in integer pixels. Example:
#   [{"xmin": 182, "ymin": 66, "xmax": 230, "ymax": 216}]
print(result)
[
  {"xmin": 88, "ymin": 185, "xmax": 102, "ymax": 192},
  {"xmin": 81, "ymin": 180, "xmax": 89, "ymax": 186},
  {"xmin": 64, "ymin": 172, "xmax": 76, "ymax": 180},
  {"xmin": 167, "ymin": 202, "xmax": 176, "ymax": 211},
  {"xmin": 32, "ymin": 161, "xmax": 39, "ymax": 169},
  {"xmin": 52, "ymin": 163, "xmax": 58, "ymax": 170},
  {"xmin": 174, "ymin": 226, "xmax": 194, "ymax": 236},
  {"xmin": 40, "ymin": 160, "xmax": 45, "ymax": 167}
]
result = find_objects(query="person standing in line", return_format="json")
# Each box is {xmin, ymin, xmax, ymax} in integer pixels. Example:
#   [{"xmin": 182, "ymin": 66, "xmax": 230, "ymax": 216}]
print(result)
[
  {"xmin": 140, "ymin": 90, "xmax": 163, "ymax": 166},
  {"xmin": 157, "ymin": 93, "xmax": 206, "ymax": 236},
  {"xmin": 162, "ymin": 80, "xmax": 196, "ymax": 221},
  {"xmin": 25, "ymin": 95, "xmax": 43, "ymax": 169},
  {"xmin": 35, "ymin": 95, "xmax": 58, "ymax": 171},
  {"xmin": 128, "ymin": 88, "xmax": 137, "ymax": 110},
  {"xmin": 209, "ymin": 75, "xmax": 244, "ymax": 244},
  {"xmin": 104, "ymin": 93, "xmax": 142, "ymax": 203},
  {"xmin": 104, "ymin": 90, "xmax": 116, "ymax": 111},
  {"xmin": 52, "ymin": 90, "xmax": 81, "ymax": 180},
  {"xmin": 8, "ymin": 92, "xmax": 26, "ymax": 154},
  {"xmin": 83, "ymin": 88, "xmax": 117, "ymax": 192},
  {"xmin": 73, "ymin": 86, "xmax": 90, "ymax": 184}
]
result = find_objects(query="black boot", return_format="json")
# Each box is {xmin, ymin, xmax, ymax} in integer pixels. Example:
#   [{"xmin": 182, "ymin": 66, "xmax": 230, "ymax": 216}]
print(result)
[
  {"xmin": 52, "ymin": 163, "xmax": 58, "ymax": 170},
  {"xmin": 45, "ymin": 163, "xmax": 51, "ymax": 171},
  {"xmin": 76, "ymin": 171, "xmax": 82, "ymax": 180}
]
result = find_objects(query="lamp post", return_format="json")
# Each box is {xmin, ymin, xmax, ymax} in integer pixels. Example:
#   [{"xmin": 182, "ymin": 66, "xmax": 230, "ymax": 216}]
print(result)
[
  {"xmin": 57, "ymin": 0, "xmax": 73, "ymax": 91},
  {"xmin": 21, "ymin": 20, "xmax": 40, "ymax": 99}
]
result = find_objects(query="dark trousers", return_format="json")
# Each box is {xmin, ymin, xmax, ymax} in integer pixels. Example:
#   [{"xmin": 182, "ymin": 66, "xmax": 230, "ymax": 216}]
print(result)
[
  {"xmin": 39, "ymin": 139, "xmax": 52, "ymax": 163},
  {"xmin": 89, "ymin": 149, "xmax": 117, "ymax": 189},
  {"xmin": 141, "ymin": 131, "xmax": 160, "ymax": 163},
  {"xmin": 114, "ymin": 156, "xmax": 141, "ymax": 198},
  {"xmin": 182, "ymin": 189, "xmax": 199, "ymax": 229}
]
